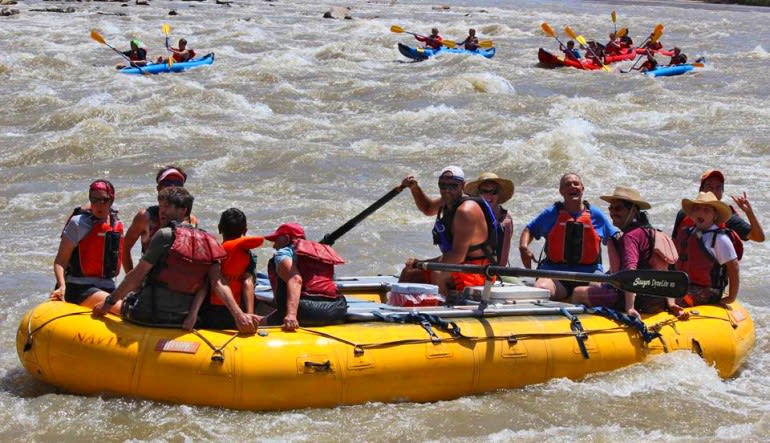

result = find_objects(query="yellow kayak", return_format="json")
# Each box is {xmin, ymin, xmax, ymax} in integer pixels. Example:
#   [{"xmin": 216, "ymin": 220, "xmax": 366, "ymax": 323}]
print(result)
[{"xmin": 16, "ymin": 285, "xmax": 754, "ymax": 411}]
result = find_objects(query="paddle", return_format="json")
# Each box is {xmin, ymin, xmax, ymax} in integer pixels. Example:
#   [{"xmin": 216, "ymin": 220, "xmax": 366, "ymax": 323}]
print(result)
[
  {"xmin": 91, "ymin": 29, "xmax": 147, "ymax": 74},
  {"xmin": 564, "ymin": 26, "xmax": 612, "ymax": 72},
  {"xmin": 541, "ymin": 22, "xmax": 566, "ymax": 48},
  {"xmin": 390, "ymin": 25, "xmax": 456, "ymax": 48},
  {"xmin": 162, "ymin": 24, "xmax": 174, "ymax": 68},
  {"xmin": 319, "ymin": 185, "xmax": 405, "ymax": 246},
  {"xmin": 622, "ymin": 25, "xmax": 664, "ymax": 73},
  {"xmin": 617, "ymin": 28, "xmax": 628, "ymax": 38},
  {"xmin": 611, "ymin": 10, "xmax": 617, "ymax": 34},
  {"xmin": 415, "ymin": 262, "xmax": 690, "ymax": 298}
]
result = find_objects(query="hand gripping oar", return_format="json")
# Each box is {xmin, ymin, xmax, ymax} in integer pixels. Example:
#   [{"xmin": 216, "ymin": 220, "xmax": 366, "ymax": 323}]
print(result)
[
  {"xmin": 415, "ymin": 262, "xmax": 690, "ymax": 298},
  {"xmin": 390, "ymin": 25, "xmax": 456, "ymax": 48},
  {"xmin": 319, "ymin": 184, "xmax": 405, "ymax": 246},
  {"xmin": 161, "ymin": 23, "xmax": 174, "ymax": 68},
  {"xmin": 91, "ymin": 29, "xmax": 147, "ymax": 75},
  {"xmin": 564, "ymin": 26, "xmax": 612, "ymax": 72}
]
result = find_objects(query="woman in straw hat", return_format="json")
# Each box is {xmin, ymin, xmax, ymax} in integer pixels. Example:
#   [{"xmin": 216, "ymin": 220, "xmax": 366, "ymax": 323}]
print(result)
[
  {"xmin": 465, "ymin": 172, "xmax": 515, "ymax": 266},
  {"xmin": 674, "ymin": 191, "xmax": 741, "ymax": 307},
  {"xmin": 572, "ymin": 186, "xmax": 687, "ymax": 319}
]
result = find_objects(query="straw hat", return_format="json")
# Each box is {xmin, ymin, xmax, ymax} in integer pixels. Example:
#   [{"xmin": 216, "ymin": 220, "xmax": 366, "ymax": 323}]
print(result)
[
  {"xmin": 681, "ymin": 191, "xmax": 732, "ymax": 225},
  {"xmin": 599, "ymin": 186, "xmax": 651, "ymax": 210},
  {"xmin": 464, "ymin": 172, "xmax": 514, "ymax": 204}
]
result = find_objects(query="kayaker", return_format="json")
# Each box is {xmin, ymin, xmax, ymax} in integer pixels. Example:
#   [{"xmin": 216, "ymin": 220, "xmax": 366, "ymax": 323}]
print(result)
[
  {"xmin": 674, "ymin": 191, "xmax": 741, "ymax": 307},
  {"xmin": 559, "ymin": 40, "xmax": 581, "ymax": 60},
  {"xmin": 415, "ymin": 28, "xmax": 443, "ymax": 49},
  {"xmin": 672, "ymin": 169, "xmax": 764, "ymax": 244},
  {"xmin": 464, "ymin": 172, "xmax": 515, "ymax": 266},
  {"xmin": 571, "ymin": 187, "xmax": 687, "ymax": 319},
  {"xmin": 584, "ymin": 40, "xmax": 605, "ymax": 65},
  {"xmin": 519, "ymin": 173, "xmax": 619, "ymax": 301},
  {"xmin": 399, "ymin": 166, "xmax": 499, "ymax": 298},
  {"xmin": 604, "ymin": 32, "xmax": 622, "ymax": 56},
  {"xmin": 51, "ymin": 179, "xmax": 124, "ymax": 314},
  {"xmin": 191, "ymin": 208, "xmax": 264, "ymax": 330},
  {"xmin": 620, "ymin": 32, "xmax": 633, "ymax": 49},
  {"xmin": 116, "ymin": 39, "xmax": 147, "ymax": 69},
  {"xmin": 643, "ymin": 33, "xmax": 663, "ymax": 51},
  {"xmin": 635, "ymin": 53, "xmax": 658, "ymax": 72},
  {"xmin": 668, "ymin": 47, "xmax": 688, "ymax": 66},
  {"xmin": 458, "ymin": 28, "xmax": 479, "ymax": 51},
  {"xmin": 155, "ymin": 38, "xmax": 196, "ymax": 64},
  {"xmin": 93, "ymin": 186, "xmax": 260, "ymax": 333},
  {"xmin": 122, "ymin": 166, "xmax": 198, "ymax": 273},
  {"xmin": 264, "ymin": 223, "xmax": 348, "ymax": 331}
]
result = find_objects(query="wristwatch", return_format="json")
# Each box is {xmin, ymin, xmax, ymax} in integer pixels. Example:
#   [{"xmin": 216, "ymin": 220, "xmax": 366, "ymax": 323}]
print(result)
[{"xmin": 104, "ymin": 294, "xmax": 117, "ymax": 306}]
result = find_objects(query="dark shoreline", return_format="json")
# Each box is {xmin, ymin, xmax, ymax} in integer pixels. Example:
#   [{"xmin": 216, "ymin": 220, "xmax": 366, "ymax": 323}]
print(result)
[{"xmin": 701, "ymin": 0, "xmax": 769, "ymax": 5}]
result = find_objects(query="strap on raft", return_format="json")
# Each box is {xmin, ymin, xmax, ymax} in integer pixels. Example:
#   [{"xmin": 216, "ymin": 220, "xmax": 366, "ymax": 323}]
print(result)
[
  {"xmin": 560, "ymin": 307, "xmax": 589, "ymax": 359},
  {"xmin": 589, "ymin": 306, "xmax": 662, "ymax": 343},
  {"xmin": 372, "ymin": 311, "xmax": 462, "ymax": 343}
]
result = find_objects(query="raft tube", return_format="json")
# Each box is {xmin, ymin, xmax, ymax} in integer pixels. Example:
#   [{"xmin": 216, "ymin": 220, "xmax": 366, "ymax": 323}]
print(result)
[
  {"xmin": 119, "ymin": 53, "xmax": 215, "ymax": 75},
  {"xmin": 398, "ymin": 43, "xmax": 495, "ymax": 61}
]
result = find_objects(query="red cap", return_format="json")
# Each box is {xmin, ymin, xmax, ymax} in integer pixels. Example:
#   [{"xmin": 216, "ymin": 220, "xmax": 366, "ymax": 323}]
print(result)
[
  {"xmin": 264, "ymin": 223, "xmax": 305, "ymax": 241},
  {"xmin": 700, "ymin": 169, "xmax": 725, "ymax": 185}
]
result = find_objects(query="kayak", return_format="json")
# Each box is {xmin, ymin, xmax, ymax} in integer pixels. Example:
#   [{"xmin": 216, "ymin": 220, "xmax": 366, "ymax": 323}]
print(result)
[
  {"xmin": 635, "ymin": 47, "xmax": 675, "ymax": 57},
  {"xmin": 17, "ymin": 276, "xmax": 754, "ymax": 411},
  {"xmin": 118, "ymin": 53, "xmax": 215, "ymax": 75},
  {"xmin": 398, "ymin": 43, "xmax": 495, "ymax": 61},
  {"xmin": 645, "ymin": 63, "xmax": 699, "ymax": 77},
  {"xmin": 537, "ymin": 48, "xmax": 604, "ymax": 70}
]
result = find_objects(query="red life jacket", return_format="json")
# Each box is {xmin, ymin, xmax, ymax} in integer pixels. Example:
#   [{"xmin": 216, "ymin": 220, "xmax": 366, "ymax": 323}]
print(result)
[
  {"xmin": 210, "ymin": 236, "xmax": 264, "ymax": 306},
  {"xmin": 268, "ymin": 239, "xmax": 345, "ymax": 300},
  {"xmin": 151, "ymin": 224, "xmax": 227, "ymax": 296},
  {"xmin": 545, "ymin": 202, "xmax": 602, "ymax": 265},
  {"xmin": 65, "ymin": 207, "xmax": 124, "ymax": 279},
  {"xmin": 675, "ymin": 226, "xmax": 742, "ymax": 290}
]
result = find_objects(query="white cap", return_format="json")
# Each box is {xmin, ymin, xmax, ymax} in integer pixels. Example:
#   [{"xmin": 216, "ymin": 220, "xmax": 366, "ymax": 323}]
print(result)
[{"xmin": 439, "ymin": 165, "xmax": 465, "ymax": 182}]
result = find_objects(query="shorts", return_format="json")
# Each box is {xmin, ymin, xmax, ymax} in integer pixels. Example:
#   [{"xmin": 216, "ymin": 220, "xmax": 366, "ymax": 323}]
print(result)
[
  {"xmin": 64, "ymin": 282, "xmax": 115, "ymax": 305},
  {"xmin": 266, "ymin": 294, "xmax": 348, "ymax": 327},
  {"xmin": 586, "ymin": 284, "xmax": 623, "ymax": 310},
  {"xmin": 559, "ymin": 280, "xmax": 589, "ymax": 298},
  {"xmin": 198, "ymin": 304, "xmax": 236, "ymax": 330}
]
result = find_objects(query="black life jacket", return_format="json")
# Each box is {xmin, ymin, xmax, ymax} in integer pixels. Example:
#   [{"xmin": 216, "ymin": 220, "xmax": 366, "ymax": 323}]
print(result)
[{"xmin": 432, "ymin": 196, "xmax": 498, "ymax": 262}]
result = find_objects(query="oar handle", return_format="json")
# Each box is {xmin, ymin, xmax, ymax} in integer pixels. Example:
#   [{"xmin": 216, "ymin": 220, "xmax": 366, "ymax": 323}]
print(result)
[{"xmin": 319, "ymin": 185, "xmax": 405, "ymax": 246}]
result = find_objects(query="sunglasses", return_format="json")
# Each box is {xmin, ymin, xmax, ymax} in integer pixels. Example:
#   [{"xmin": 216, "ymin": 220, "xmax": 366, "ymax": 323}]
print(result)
[
  {"xmin": 479, "ymin": 188, "xmax": 498, "ymax": 195},
  {"xmin": 89, "ymin": 196, "xmax": 112, "ymax": 204},
  {"xmin": 438, "ymin": 182, "xmax": 460, "ymax": 191},
  {"xmin": 159, "ymin": 179, "xmax": 185, "ymax": 187}
]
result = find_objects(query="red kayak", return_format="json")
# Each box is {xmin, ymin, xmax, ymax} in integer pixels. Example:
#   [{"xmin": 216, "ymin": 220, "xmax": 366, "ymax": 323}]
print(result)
[
  {"xmin": 635, "ymin": 47, "xmax": 675, "ymax": 56},
  {"xmin": 537, "ymin": 48, "xmax": 604, "ymax": 70}
]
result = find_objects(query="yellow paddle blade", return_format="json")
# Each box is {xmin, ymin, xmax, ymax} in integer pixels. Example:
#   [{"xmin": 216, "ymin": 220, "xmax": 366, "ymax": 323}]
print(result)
[
  {"xmin": 601, "ymin": 64, "xmax": 612, "ymax": 72},
  {"xmin": 541, "ymin": 22, "xmax": 556, "ymax": 38},
  {"xmin": 692, "ymin": 62, "xmax": 704, "ymax": 67},
  {"xmin": 162, "ymin": 23, "xmax": 171, "ymax": 36},
  {"xmin": 167, "ymin": 55, "xmax": 175, "ymax": 68},
  {"xmin": 575, "ymin": 35, "xmax": 587, "ymax": 47},
  {"xmin": 478, "ymin": 40, "xmax": 494, "ymax": 48},
  {"xmin": 443, "ymin": 39, "xmax": 457, "ymax": 48},
  {"xmin": 390, "ymin": 25, "xmax": 404, "ymax": 34},
  {"xmin": 90, "ymin": 29, "xmax": 106, "ymax": 45},
  {"xmin": 564, "ymin": 26, "xmax": 578, "ymax": 40},
  {"xmin": 611, "ymin": 10, "xmax": 616, "ymax": 23},
  {"xmin": 651, "ymin": 24, "xmax": 664, "ymax": 44},
  {"xmin": 617, "ymin": 27, "xmax": 628, "ymax": 37}
]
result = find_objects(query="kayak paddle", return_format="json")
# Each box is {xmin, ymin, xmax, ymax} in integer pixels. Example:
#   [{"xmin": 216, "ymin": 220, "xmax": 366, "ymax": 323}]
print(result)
[
  {"xmin": 162, "ymin": 24, "xmax": 174, "ymax": 68},
  {"xmin": 611, "ymin": 10, "xmax": 617, "ymax": 34},
  {"xmin": 622, "ymin": 25, "xmax": 664, "ymax": 73},
  {"xmin": 91, "ymin": 29, "xmax": 147, "ymax": 75},
  {"xmin": 564, "ymin": 26, "xmax": 612, "ymax": 72},
  {"xmin": 390, "ymin": 25, "xmax": 456, "ymax": 48},
  {"xmin": 415, "ymin": 262, "xmax": 690, "ymax": 298},
  {"xmin": 541, "ymin": 22, "xmax": 566, "ymax": 48},
  {"xmin": 320, "ymin": 184, "xmax": 405, "ymax": 246}
]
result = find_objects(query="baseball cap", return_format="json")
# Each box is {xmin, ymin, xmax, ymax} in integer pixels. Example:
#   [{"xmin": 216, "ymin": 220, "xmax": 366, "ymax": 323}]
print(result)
[
  {"xmin": 264, "ymin": 223, "xmax": 306, "ymax": 241},
  {"xmin": 438, "ymin": 165, "xmax": 465, "ymax": 182},
  {"xmin": 700, "ymin": 169, "xmax": 725, "ymax": 184}
]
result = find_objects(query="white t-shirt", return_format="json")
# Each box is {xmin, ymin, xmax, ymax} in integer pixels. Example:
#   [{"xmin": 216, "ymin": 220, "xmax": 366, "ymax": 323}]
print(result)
[{"xmin": 698, "ymin": 224, "xmax": 738, "ymax": 265}]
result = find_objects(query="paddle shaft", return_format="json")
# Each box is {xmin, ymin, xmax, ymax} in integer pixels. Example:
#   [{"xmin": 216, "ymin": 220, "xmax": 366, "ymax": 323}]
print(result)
[
  {"xmin": 320, "ymin": 185, "xmax": 404, "ymax": 245},
  {"xmin": 416, "ymin": 262, "xmax": 689, "ymax": 298},
  {"xmin": 93, "ymin": 32, "xmax": 147, "ymax": 74}
]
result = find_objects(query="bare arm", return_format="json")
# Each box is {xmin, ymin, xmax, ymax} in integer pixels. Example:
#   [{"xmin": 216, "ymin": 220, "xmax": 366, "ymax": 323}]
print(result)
[
  {"xmin": 242, "ymin": 272, "xmax": 255, "ymax": 314},
  {"xmin": 401, "ymin": 175, "xmax": 441, "ymax": 216},
  {"xmin": 183, "ymin": 284, "xmax": 207, "ymax": 331},
  {"xmin": 93, "ymin": 259, "xmax": 153, "ymax": 316},
  {"xmin": 723, "ymin": 259, "xmax": 740, "ymax": 304},
  {"xmin": 122, "ymin": 209, "xmax": 148, "ymax": 273},
  {"xmin": 210, "ymin": 263, "xmax": 258, "ymax": 334},
  {"xmin": 519, "ymin": 227, "xmax": 535, "ymax": 269},
  {"xmin": 731, "ymin": 193, "xmax": 765, "ymax": 242},
  {"xmin": 276, "ymin": 257, "xmax": 303, "ymax": 331},
  {"xmin": 51, "ymin": 237, "xmax": 77, "ymax": 300}
]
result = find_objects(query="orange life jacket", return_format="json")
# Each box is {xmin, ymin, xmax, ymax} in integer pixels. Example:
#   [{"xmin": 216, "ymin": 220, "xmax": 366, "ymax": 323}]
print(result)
[
  {"xmin": 65, "ymin": 207, "xmax": 124, "ymax": 279},
  {"xmin": 545, "ymin": 202, "xmax": 601, "ymax": 265},
  {"xmin": 210, "ymin": 236, "xmax": 264, "ymax": 306}
]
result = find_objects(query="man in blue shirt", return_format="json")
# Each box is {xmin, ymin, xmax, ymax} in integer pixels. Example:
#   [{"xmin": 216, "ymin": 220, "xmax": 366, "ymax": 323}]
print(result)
[{"xmin": 519, "ymin": 173, "xmax": 619, "ymax": 301}]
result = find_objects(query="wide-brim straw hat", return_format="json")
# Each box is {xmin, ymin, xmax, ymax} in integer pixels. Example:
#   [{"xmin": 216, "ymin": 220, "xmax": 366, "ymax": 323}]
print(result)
[
  {"xmin": 599, "ymin": 186, "xmax": 651, "ymax": 210},
  {"xmin": 682, "ymin": 191, "xmax": 732, "ymax": 225},
  {"xmin": 464, "ymin": 172, "xmax": 514, "ymax": 204}
]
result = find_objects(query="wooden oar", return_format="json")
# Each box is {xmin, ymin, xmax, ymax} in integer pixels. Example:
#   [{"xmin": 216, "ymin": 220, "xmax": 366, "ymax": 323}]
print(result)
[
  {"xmin": 91, "ymin": 30, "xmax": 148, "ymax": 75},
  {"xmin": 161, "ymin": 24, "xmax": 174, "ymax": 68},
  {"xmin": 320, "ymin": 185, "xmax": 405, "ymax": 246},
  {"xmin": 415, "ymin": 262, "xmax": 690, "ymax": 298},
  {"xmin": 390, "ymin": 25, "xmax": 456, "ymax": 48},
  {"xmin": 564, "ymin": 26, "xmax": 612, "ymax": 72}
]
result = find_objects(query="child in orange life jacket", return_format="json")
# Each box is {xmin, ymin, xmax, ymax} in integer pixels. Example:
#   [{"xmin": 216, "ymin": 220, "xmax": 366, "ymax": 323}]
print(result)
[
  {"xmin": 675, "ymin": 192, "xmax": 740, "ymax": 307},
  {"xmin": 185, "ymin": 208, "xmax": 264, "ymax": 330}
]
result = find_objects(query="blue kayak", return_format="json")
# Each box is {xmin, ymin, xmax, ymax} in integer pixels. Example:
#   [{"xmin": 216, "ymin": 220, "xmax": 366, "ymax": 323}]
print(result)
[
  {"xmin": 644, "ymin": 63, "xmax": 698, "ymax": 78},
  {"xmin": 119, "ymin": 53, "xmax": 215, "ymax": 75},
  {"xmin": 397, "ymin": 43, "xmax": 495, "ymax": 61}
]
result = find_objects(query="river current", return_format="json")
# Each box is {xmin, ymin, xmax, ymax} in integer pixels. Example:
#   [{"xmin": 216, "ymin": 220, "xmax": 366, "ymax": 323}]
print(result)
[{"xmin": 1, "ymin": 0, "xmax": 769, "ymax": 440}]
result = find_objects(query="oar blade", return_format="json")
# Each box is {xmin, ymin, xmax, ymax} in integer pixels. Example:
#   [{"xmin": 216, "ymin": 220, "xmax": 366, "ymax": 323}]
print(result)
[
  {"xmin": 618, "ymin": 27, "xmax": 628, "ymax": 38},
  {"xmin": 611, "ymin": 10, "xmax": 617, "ymax": 23},
  {"xmin": 651, "ymin": 24, "xmax": 664, "ymax": 44},
  {"xmin": 610, "ymin": 269, "xmax": 689, "ymax": 298},
  {"xmin": 390, "ymin": 25, "xmax": 404, "ymax": 34},
  {"xmin": 478, "ymin": 39, "xmax": 494, "ymax": 48},
  {"xmin": 90, "ymin": 29, "xmax": 106, "ymax": 45},
  {"xmin": 541, "ymin": 22, "xmax": 556, "ymax": 38},
  {"xmin": 442, "ymin": 39, "xmax": 457, "ymax": 48},
  {"xmin": 564, "ymin": 26, "xmax": 577, "ymax": 40},
  {"xmin": 167, "ymin": 55, "xmax": 175, "ymax": 69},
  {"xmin": 162, "ymin": 23, "xmax": 171, "ymax": 36},
  {"xmin": 575, "ymin": 35, "xmax": 587, "ymax": 47}
]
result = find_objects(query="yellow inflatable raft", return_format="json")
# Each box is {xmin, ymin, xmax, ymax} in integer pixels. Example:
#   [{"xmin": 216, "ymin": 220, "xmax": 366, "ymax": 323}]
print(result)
[{"xmin": 16, "ymin": 285, "xmax": 754, "ymax": 411}]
